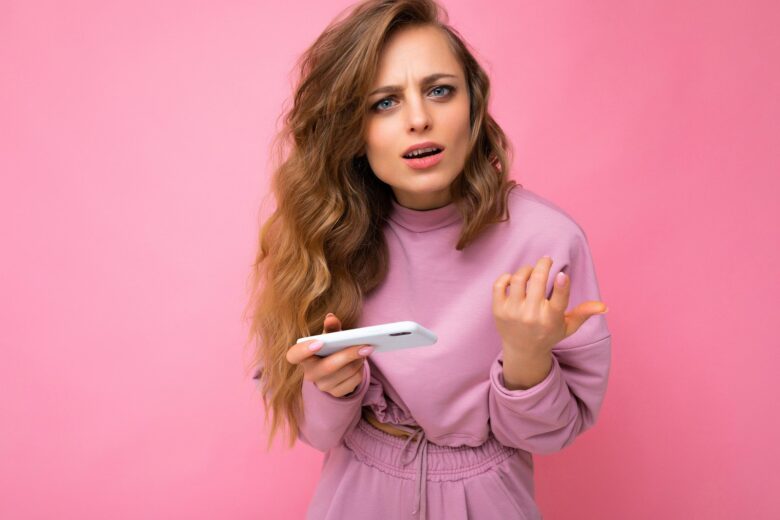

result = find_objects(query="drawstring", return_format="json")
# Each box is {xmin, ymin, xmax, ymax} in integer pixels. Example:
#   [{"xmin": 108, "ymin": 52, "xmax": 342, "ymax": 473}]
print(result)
[{"xmin": 396, "ymin": 425, "xmax": 429, "ymax": 519}]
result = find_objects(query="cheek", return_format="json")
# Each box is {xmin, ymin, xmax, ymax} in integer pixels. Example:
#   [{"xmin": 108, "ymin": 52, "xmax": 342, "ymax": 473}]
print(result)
[
  {"xmin": 363, "ymin": 132, "xmax": 380, "ymax": 157},
  {"xmin": 442, "ymin": 104, "xmax": 471, "ymax": 164},
  {"xmin": 363, "ymin": 126, "xmax": 399, "ymax": 176},
  {"xmin": 365, "ymin": 119, "xmax": 398, "ymax": 153},
  {"xmin": 441, "ymin": 103, "xmax": 470, "ymax": 136}
]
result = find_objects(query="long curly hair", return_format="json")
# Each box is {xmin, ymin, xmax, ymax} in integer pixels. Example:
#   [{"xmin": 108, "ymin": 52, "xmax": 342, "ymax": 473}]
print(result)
[{"xmin": 243, "ymin": 0, "xmax": 519, "ymax": 450}]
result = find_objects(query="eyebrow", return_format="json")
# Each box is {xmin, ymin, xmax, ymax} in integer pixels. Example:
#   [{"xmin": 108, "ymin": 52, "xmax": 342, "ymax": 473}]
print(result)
[{"xmin": 368, "ymin": 73, "xmax": 459, "ymax": 97}]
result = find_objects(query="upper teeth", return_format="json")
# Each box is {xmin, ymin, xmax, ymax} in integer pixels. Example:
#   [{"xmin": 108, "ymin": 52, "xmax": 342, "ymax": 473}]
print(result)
[{"xmin": 406, "ymin": 147, "xmax": 439, "ymax": 158}]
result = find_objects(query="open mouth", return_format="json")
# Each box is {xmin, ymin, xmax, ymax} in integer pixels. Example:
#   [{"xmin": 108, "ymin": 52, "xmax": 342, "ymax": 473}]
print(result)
[{"xmin": 403, "ymin": 148, "xmax": 443, "ymax": 159}]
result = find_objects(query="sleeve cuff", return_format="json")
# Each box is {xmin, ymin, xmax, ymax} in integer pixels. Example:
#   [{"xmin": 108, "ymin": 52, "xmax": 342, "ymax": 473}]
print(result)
[{"xmin": 490, "ymin": 352, "xmax": 562, "ymax": 401}]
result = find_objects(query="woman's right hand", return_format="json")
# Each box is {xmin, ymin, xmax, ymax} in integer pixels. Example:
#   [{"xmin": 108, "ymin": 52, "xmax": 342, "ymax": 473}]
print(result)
[{"xmin": 286, "ymin": 313, "xmax": 374, "ymax": 398}]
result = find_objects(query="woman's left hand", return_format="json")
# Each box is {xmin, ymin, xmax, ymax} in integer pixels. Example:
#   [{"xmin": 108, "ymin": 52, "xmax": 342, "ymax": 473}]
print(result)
[{"xmin": 492, "ymin": 255, "xmax": 608, "ymax": 358}]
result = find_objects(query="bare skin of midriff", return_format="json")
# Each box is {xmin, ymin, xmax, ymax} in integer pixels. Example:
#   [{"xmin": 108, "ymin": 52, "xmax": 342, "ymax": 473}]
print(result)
[{"xmin": 362, "ymin": 407, "xmax": 412, "ymax": 438}]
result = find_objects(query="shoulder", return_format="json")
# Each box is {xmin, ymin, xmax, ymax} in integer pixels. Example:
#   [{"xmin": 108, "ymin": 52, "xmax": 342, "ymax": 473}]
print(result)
[{"xmin": 505, "ymin": 184, "xmax": 590, "ymax": 247}]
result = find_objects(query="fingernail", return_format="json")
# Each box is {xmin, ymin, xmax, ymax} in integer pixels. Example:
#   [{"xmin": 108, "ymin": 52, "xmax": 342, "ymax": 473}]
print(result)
[
  {"xmin": 358, "ymin": 346, "xmax": 374, "ymax": 357},
  {"xmin": 308, "ymin": 340, "xmax": 324, "ymax": 351},
  {"xmin": 326, "ymin": 313, "xmax": 334, "ymax": 318},
  {"xmin": 555, "ymin": 271, "xmax": 566, "ymax": 286},
  {"xmin": 598, "ymin": 307, "xmax": 609, "ymax": 314}
]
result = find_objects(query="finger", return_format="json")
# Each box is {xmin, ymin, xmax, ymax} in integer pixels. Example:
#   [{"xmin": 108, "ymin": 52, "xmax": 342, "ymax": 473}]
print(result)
[
  {"xmin": 563, "ymin": 301, "xmax": 609, "ymax": 338},
  {"xmin": 286, "ymin": 312, "xmax": 343, "ymax": 370},
  {"xmin": 325, "ymin": 364, "xmax": 365, "ymax": 397},
  {"xmin": 322, "ymin": 312, "xmax": 342, "ymax": 334},
  {"xmin": 287, "ymin": 339, "xmax": 328, "ymax": 366},
  {"xmin": 508, "ymin": 265, "xmax": 534, "ymax": 302},
  {"xmin": 526, "ymin": 256, "xmax": 553, "ymax": 305},
  {"xmin": 316, "ymin": 358, "xmax": 364, "ymax": 392},
  {"xmin": 548, "ymin": 267, "xmax": 570, "ymax": 314},
  {"xmin": 492, "ymin": 273, "xmax": 512, "ymax": 308},
  {"xmin": 305, "ymin": 344, "xmax": 371, "ymax": 382}
]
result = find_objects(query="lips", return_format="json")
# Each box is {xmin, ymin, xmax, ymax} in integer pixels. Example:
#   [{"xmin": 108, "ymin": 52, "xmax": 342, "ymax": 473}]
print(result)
[
  {"xmin": 402, "ymin": 148, "xmax": 445, "ymax": 170},
  {"xmin": 401, "ymin": 141, "xmax": 446, "ymax": 158}
]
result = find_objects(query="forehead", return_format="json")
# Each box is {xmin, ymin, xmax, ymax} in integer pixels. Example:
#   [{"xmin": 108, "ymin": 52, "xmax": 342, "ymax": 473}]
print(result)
[{"xmin": 372, "ymin": 25, "xmax": 461, "ymax": 83}]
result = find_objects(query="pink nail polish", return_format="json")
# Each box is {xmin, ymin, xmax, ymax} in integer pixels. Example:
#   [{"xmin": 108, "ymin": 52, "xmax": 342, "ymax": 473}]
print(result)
[
  {"xmin": 358, "ymin": 346, "xmax": 374, "ymax": 357},
  {"xmin": 555, "ymin": 271, "xmax": 566, "ymax": 286},
  {"xmin": 308, "ymin": 340, "xmax": 324, "ymax": 351}
]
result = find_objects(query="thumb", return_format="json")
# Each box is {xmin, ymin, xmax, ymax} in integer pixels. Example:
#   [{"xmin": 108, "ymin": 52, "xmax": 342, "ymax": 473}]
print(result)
[
  {"xmin": 322, "ymin": 312, "xmax": 342, "ymax": 334},
  {"xmin": 563, "ymin": 301, "xmax": 608, "ymax": 338}
]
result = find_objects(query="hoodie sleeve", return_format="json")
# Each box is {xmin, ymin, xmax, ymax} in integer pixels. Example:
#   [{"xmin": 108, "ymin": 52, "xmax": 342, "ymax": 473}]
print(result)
[
  {"xmin": 252, "ymin": 357, "xmax": 371, "ymax": 453},
  {"xmin": 295, "ymin": 360, "xmax": 371, "ymax": 452},
  {"xmin": 487, "ymin": 227, "xmax": 612, "ymax": 455}
]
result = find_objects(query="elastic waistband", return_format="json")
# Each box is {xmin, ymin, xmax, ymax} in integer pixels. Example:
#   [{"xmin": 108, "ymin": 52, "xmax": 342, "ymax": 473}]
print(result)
[{"xmin": 343, "ymin": 418, "xmax": 517, "ymax": 482}]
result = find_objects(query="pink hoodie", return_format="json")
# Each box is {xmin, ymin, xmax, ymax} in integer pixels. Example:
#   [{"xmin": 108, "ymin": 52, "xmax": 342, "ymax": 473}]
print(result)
[{"xmin": 293, "ymin": 184, "xmax": 612, "ymax": 455}]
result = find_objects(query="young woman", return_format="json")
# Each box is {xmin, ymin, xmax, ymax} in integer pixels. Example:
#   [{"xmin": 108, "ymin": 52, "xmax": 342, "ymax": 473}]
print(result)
[{"xmin": 245, "ymin": 1, "xmax": 611, "ymax": 518}]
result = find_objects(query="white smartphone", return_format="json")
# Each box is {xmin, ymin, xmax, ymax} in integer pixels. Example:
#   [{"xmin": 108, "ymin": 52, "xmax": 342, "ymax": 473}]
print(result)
[{"xmin": 296, "ymin": 320, "xmax": 437, "ymax": 357}]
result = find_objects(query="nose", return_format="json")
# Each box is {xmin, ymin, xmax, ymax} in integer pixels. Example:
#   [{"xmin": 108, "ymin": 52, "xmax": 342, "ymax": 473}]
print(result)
[{"xmin": 405, "ymin": 96, "xmax": 431, "ymax": 133}]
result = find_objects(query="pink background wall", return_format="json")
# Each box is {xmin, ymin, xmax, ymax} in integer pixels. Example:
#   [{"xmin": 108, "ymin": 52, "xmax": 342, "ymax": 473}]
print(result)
[{"xmin": 2, "ymin": 0, "xmax": 778, "ymax": 518}]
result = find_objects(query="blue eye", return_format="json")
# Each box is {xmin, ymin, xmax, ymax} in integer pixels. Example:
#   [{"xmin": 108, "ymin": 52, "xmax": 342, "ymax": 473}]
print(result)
[
  {"xmin": 375, "ymin": 99, "xmax": 395, "ymax": 111},
  {"xmin": 430, "ymin": 85, "xmax": 452, "ymax": 97},
  {"xmin": 371, "ymin": 84, "xmax": 456, "ymax": 112}
]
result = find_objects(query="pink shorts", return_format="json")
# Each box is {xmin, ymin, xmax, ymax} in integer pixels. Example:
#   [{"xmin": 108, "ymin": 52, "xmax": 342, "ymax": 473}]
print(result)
[{"xmin": 305, "ymin": 417, "xmax": 543, "ymax": 520}]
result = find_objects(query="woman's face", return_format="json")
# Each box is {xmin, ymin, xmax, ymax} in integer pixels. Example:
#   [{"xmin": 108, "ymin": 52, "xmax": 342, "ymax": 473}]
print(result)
[{"xmin": 362, "ymin": 25, "xmax": 471, "ymax": 210}]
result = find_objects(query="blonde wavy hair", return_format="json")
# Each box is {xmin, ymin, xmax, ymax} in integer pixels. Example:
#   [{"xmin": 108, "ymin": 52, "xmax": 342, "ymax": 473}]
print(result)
[{"xmin": 243, "ymin": 0, "xmax": 519, "ymax": 450}]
